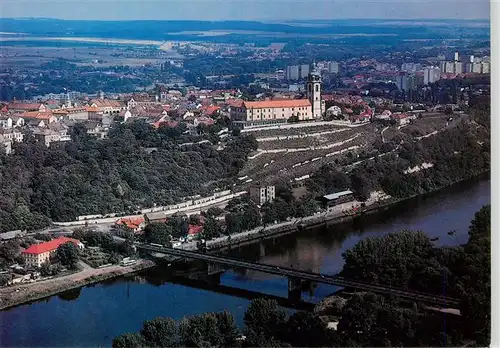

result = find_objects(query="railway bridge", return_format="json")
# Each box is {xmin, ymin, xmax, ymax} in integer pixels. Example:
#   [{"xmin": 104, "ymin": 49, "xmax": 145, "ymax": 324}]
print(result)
[{"xmin": 136, "ymin": 243, "xmax": 460, "ymax": 307}]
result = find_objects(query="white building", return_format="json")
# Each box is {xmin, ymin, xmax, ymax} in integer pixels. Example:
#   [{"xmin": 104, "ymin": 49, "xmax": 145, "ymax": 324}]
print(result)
[
  {"xmin": 328, "ymin": 61, "xmax": 339, "ymax": 74},
  {"xmin": 423, "ymin": 67, "xmax": 441, "ymax": 85},
  {"xmin": 249, "ymin": 185, "xmax": 275, "ymax": 205},
  {"xmin": 306, "ymin": 69, "xmax": 323, "ymax": 118}
]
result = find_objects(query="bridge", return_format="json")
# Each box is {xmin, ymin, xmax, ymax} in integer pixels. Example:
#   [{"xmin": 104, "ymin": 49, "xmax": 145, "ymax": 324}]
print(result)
[{"xmin": 136, "ymin": 244, "xmax": 460, "ymax": 307}]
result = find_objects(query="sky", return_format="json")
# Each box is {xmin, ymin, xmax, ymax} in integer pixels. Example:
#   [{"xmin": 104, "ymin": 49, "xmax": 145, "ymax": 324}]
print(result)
[{"xmin": 0, "ymin": 0, "xmax": 491, "ymax": 21}]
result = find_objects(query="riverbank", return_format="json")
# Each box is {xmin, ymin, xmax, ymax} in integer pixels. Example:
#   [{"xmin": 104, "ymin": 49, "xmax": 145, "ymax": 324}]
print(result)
[
  {"xmin": 0, "ymin": 260, "xmax": 156, "ymax": 311},
  {"xmin": 0, "ymin": 172, "xmax": 489, "ymax": 312}
]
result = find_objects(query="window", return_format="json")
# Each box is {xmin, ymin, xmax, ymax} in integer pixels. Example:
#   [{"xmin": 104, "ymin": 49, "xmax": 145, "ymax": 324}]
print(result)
[{"xmin": 315, "ymin": 84, "xmax": 319, "ymax": 92}]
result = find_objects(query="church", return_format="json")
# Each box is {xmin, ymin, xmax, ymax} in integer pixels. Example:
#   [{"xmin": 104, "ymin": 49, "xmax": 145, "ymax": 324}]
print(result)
[{"xmin": 230, "ymin": 67, "xmax": 325, "ymax": 127}]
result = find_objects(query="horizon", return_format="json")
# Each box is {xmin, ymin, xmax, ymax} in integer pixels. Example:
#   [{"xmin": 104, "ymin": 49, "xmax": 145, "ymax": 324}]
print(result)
[
  {"xmin": 0, "ymin": 0, "xmax": 490, "ymax": 21},
  {"xmin": 0, "ymin": 17, "xmax": 492, "ymax": 22}
]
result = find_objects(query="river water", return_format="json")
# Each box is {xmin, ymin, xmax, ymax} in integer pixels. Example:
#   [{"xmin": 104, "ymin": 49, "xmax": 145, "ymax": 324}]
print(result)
[{"xmin": 0, "ymin": 178, "xmax": 490, "ymax": 347}]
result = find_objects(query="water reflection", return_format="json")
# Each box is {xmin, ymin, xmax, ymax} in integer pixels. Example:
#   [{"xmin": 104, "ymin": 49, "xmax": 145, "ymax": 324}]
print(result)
[{"xmin": 57, "ymin": 288, "xmax": 82, "ymax": 301}]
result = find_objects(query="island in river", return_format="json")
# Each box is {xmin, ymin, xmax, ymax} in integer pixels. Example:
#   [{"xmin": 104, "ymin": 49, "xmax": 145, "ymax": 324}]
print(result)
[{"xmin": 0, "ymin": 177, "xmax": 490, "ymax": 347}]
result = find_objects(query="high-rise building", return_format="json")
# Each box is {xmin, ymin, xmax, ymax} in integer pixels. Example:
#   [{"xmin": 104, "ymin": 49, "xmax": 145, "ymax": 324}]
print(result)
[
  {"xmin": 481, "ymin": 62, "xmax": 490, "ymax": 74},
  {"xmin": 401, "ymin": 63, "xmax": 422, "ymax": 73},
  {"xmin": 472, "ymin": 63, "xmax": 483, "ymax": 74},
  {"xmin": 454, "ymin": 62, "xmax": 464, "ymax": 74},
  {"xmin": 439, "ymin": 61, "xmax": 447, "ymax": 73},
  {"xmin": 396, "ymin": 73, "xmax": 409, "ymax": 91},
  {"xmin": 306, "ymin": 68, "xmax": 323, "ymax": 118},
  {"xmin": 445, "ymin": 62, "xmax": 455, "ymax": 74},
  {"xmin": 286, "ymin": 65, "xmax": 300, "ymax": 80},
  {"xmin": 423, "ymin": 67, "xmax": 441, "ymax": 84},
  {"xmin": 469, "ymin": 55, "xmax": 475, "ymax": 63},
  {"xmin": 454, "ymin": 52, "xmax": 459, "ymax": 61},
  {"xmin": 300, "ymin": 64, "xmax": 310, "ymax": 79},
  {"xmin": 328, "ymin": 61, "xmax": 339, "ymax": 74}
]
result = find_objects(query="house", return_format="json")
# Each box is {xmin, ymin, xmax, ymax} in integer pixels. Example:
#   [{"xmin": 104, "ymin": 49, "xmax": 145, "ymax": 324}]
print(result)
[
  {"xmin": 326, "ymin": 105, "xmax": 342, "ymax": 118},
  {"xmin": 0, "ymin": 116, "xmax": 12, "ymax": 129},
  {"xmin": 114, "ymin": 217, "xmax": 146, "ymax": 234},
  {"xmin": 0, "ymin": 135, "xmax": 12, "ymax": 154},
  {"xmin": 32, "ymin": 128, "xmax": 71, "ymax": 147},
  {"xmin": 89, "ymin": 99, "xmax": 125, "ymax": 114},
  {"xmin": 144, "ymin": 212, "xmax": 168, "ymax": 224},
  {"xmin": 86, "ymin": 106, "xmax": 102, "ymax": 120},
  {"xmin": 22, "ymin": 111, "xmax": 57, "ymax": 124},
  {"xmin": 391, "ymin": 113, "xmax": 410, "ymax": 125},
  {"xmin": 83, "ymin": 121, "xmax": 108, "ymax": 139},
  {"xmin": 375, "ymin": 109, "xmax": 392, "ymax": 120},
  {"xmin": 22, "ymin": 237, "xmax": 84, "ymax": 268},
  {"xmin": 8, "ymin": 103, "xmax": 47, "ymax": 114},
  {"xmin": 249, "ymin": 185, "xmax": 275, "ymax": 205},
  {"xmin": 0, "ymin": 128, "xmax": 24, "ymax": 143},
  {"xmin": 53, "ymin": 107, "xmax": 88, "ymax": 121}
]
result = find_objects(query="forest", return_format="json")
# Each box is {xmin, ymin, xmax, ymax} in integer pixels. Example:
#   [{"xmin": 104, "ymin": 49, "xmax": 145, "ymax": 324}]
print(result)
[
  {"xmin": 113, "ymin": 205, "xmax": 490, "ymax": 347},
  {"xmin": 0, "ymin": 121, "xmax": 258, "ymax": 233}
]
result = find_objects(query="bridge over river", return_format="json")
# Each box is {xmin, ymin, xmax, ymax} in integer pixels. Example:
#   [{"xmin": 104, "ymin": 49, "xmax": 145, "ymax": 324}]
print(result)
[{"xmin": 136, "ymin": 243, "xmax": 460, "ymax": 307}]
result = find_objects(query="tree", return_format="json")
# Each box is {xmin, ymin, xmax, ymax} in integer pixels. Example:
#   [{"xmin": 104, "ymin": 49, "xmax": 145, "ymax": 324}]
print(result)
[
  {"xmin": 112, "ymin": 333, "xmax": 146, "ymax": 348},
  {"xmin": 144, "ymin": 223, "xmax": 173, "ymax": 245},
  {"xmin": 56, "ymin": 242, "xmax": 79, "ymax": 270},
  {"xmin": 244, "ymin": 298, "xmax": 287, "ymax": 344},
  {"xmin": 285, "ymin": 311, "xmax": 331, "ymax": 347},
  {"xmin": 140, "ymin": 317, "xmax": 178, "ymax": 347},
  {"xmin": 202, "ymin": 216, "xmax": 222, "ymax": 240}
]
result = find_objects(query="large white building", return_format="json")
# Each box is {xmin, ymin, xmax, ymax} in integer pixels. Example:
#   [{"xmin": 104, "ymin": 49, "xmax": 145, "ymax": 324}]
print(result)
[
  {"xmin": 423, "ymin": 67, "xmax": 441, "ymax": 85},
  {"xmin": 231, "ymin": 69, "xmax": 324, "ymax": 126}
]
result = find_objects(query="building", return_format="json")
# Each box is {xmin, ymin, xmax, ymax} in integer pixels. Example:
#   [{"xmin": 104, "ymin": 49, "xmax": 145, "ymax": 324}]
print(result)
[
  {"xmin": 328, "ymin": 61, "xmax": 339, "ymax": 74},
  {"xmin": 286, "ymin": 65, "xmax": 300, "ymax": 81},
  {"xmin": 481, "ymin": 62, "xmax": 490, "ymax": 74},
  {"xmin": 401, "ymin": 63, "xmax": 422, "ymax": 73},
  {"xmin": 454, "ymin": 52, "xmax": 459, "ymax": 61},
  {"xmin": 22, "ymin": 237, "xmax": 84, "ymax": 268},
  {"xmin": 423, "ymin": 67, "xmax": 441, "ymax": 85},
  {"xmin": 306, "ymin": 69, "xmax": 323, "ymax": 118},
  {"xmin": 114, "ymin": 217, "xmax": 146, "ymax": 235},
  {"xmin": 444, "ymin": 62, "xmax": 455, "ymax": 74},
  {"xmin": 396, "ymin": 73, "xmax": 409, "ymax": 91},
  {"xmin": 317, "ymin": 190, "xmax": 355, "ymax": 209},
  {"xmin": 231, "ymin": 99, "xmax": 313, "ymax": 126},
  {"xmin": 249, "ymin": 185, "xmax": 275, "ymax": 205},
  {"xmin": 32, "ymin": 128, "xmax": 71, "ymax": 147},
  {"xmin": 472, "ymin": 63, "xmax": 483, "ymax": 74},
  {"xmin": 454, "ymin": 62, "xmax": 464, "ymax": 74},
  {"xmin": 8, "ymin": 103, "xmax": 47, "ymax": 114},
  {"xmin": 300, "ymin": 64, "xmax": 310, "ymax": 79}
]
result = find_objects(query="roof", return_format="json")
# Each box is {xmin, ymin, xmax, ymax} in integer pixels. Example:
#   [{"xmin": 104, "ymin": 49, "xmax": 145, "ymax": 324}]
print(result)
[
  {"xmin": 243, "ymin": 99, "xmax": 311, "ymax": 109},
  {"xmin": 115, "ymin": 217, "xmax": 145, "ymax": 230},
  {"xmin": 22, "ymin": 111, "xmax": 54, "ymax": 120},
  {"xmin": 22, "ymin": 237, "xmax": 82, "ymax": 255},
  {"xmin": 323, "ymin": 190, "xmax": 354, "ymax": 201},
  {"xmin": 8, "ymin": 103, "xmax": 42, "ymax": 111},
  {"xmin": 188, "ymin": 225, "xmax": 203, "ymax": 235},
  {"xmin": 86, "ymin": 106, "xmax": 100, "ymax": 112}
]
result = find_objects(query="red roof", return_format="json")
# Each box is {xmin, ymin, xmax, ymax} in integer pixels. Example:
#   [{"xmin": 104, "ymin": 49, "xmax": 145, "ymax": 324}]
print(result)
[
  {"xmin": 22, "ymin": 237, "xmax": 81, "ymax": 255},
  {"xmin": 188, "ymin": 225, "xmax": 203, "ymax": 235},
  {"xmin": 116, "ymin": 217, "xmax": 145, "ymax": 230}
]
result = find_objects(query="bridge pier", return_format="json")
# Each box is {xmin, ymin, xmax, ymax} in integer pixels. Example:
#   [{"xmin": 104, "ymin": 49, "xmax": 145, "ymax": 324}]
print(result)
[
  {"xmin": 207, "ymin": 262, "xmax": 223, "ymax": 276},
  {"xmin": 288, "ymin": 277, "xmax": 302, "ymax": 303},
  {"xmin": 259, "ymin": 243, "xmax": 266, "ymax": 257}
]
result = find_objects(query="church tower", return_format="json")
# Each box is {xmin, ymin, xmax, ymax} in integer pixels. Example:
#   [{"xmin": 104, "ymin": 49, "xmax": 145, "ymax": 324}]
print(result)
[{"xmin": 306, "ymin": 65, "xmax": 323, "ymax": 119}]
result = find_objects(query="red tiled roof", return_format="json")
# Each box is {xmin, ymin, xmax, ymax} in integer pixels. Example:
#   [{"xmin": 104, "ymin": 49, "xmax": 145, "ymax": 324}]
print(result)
[
  {"xmin": 243, "ymin": 99, "xmax": 311, "ymax": 109},
  {"xmin": 22, "ymin": 111, "xmax": 54, "ymax": 120},
  {"xmin": 22, "ymin": 237, "xmax": 81, "ymax": 255},
  {"xmin": 116, "ymin": 217, "xmax": 145, "ymax": 230},
  {"xmin": 188, "ymin": 225, "xmax": 203, "ymax": 235},
  {"xmin": 8, "ymin": 103, "xmax": 43, "ymax": 111}
]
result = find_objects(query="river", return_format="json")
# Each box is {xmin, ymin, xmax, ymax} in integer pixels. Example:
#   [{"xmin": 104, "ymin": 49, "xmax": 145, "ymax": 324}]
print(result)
[{"xmin": 0, "ymin": 177, "xmax": 490, "ymax": 347}]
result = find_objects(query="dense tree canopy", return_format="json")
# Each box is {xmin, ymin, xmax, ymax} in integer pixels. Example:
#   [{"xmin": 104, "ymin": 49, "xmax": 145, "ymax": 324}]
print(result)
[{"xmin": 0, "ymin": 123, "xmax": 257, "ymax": 232}]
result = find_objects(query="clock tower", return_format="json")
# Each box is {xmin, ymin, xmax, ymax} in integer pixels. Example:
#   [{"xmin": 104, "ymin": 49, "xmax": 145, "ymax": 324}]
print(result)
[{"xmin": 306, "ymin": 65, "xmax": 323, "ymax": 119}]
